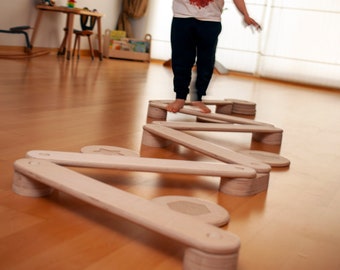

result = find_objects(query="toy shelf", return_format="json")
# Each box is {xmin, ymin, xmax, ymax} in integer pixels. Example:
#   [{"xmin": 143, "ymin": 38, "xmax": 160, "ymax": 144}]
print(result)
[{"xmin": 103, "ymin": 29, "xmax": 151, "ymax": 62}]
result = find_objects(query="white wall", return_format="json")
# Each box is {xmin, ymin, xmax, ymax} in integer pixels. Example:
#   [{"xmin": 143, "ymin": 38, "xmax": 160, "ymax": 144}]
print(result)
[{"xmin": 0, "ymin": 0, "xmax": 121, "ymax": 49}]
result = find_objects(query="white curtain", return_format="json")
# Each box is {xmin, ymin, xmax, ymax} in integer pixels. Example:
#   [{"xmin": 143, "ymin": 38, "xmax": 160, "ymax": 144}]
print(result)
[
  {"xmin": 146, "ymin": 0, "xmax": 340, "ymax": 89},
  {"xmin": 258, "ymin": 0, "xmax": 340, "ymax": 88}
]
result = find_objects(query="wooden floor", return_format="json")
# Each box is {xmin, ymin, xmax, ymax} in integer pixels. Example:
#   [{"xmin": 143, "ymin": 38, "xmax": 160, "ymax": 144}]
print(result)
[{"xmin": 1, "ymin": 53, "xmax": 340, "ymax": 270}]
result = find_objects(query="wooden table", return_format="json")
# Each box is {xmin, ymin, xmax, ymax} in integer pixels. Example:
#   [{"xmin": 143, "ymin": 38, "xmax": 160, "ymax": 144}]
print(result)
[{"xmin": 31, "ymin": 5, "xmax": 103, "ymax": 60}]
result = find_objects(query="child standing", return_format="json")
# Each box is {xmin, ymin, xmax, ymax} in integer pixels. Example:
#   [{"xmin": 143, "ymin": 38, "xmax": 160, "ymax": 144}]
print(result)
[{"xmin": 167, "ymin": 0, "xmax": 261, "ymax": 113}]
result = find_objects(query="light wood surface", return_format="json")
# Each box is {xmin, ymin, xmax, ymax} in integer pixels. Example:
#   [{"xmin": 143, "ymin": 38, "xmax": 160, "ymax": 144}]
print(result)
[
  {"xmin": 0, "ymin": 54, "xmax": 340, "ymax": 270},
  {"xmin": 80, "ymin": 145, "xmax": 140, "ymax": 156},
  {"xmin": 151, "ymin": 195, "xmax": 230, "ymax": 227},
  {"xmin": 26, "ymin": 150, "xmax": 256, "ymax": 178},
  {"xmin": 13, "ymin": 159, "xmax": 240, "ymax": 256},
  {"xmin": 151, "ymin": 121, "xmax": 282, "ymax": 133}
]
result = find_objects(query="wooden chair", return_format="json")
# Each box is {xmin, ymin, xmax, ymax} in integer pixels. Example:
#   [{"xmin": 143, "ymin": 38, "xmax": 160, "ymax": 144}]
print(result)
[{"xmin": 72, "ymin": 8, "xmax": 98, "ymax": 60}]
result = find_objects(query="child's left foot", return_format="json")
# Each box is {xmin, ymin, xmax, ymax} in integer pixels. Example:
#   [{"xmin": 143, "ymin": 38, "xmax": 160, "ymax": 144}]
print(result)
[{"xmin": 191, "ymin": 101, "xmax": 211, "ymax": 113}]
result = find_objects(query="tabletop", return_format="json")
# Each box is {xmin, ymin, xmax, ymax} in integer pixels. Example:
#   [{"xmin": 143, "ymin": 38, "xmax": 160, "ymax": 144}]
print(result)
[{"xmin": 36, "ymin": 4, "xmax": 103, "ymax": 17}]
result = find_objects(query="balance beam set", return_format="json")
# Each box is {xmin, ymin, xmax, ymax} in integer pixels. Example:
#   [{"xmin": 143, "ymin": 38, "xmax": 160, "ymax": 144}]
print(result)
[
  {"xmin": 147, "ymin": 100, "xmax": 283, "ymax": 145},
  {"xmin": 13, "ymin": 158, "xmax": 241, "ymax": 270},
  {"xmin": 12, "ymin": 99, "xmax": 289, "ymax": 269},
  {"xmin": 142, "ymin": 99, "xmax": 289, "ymax": 196}
]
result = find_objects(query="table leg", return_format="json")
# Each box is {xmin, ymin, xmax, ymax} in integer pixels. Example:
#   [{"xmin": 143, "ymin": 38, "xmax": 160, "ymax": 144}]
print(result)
[
  {"xmin": 97, "ymin": 17, "xmax": 103, "ymax": 60},
  {"xmin": 31, "ymin": 10, "xmax": 44, "ymax": 48},
  {"xmin": 66, "ymin": 13, "xmax": 75, "ymax": 60},
  {"xmin": 58, "ymin": 14, "xmax": 70, "ymax": 56}
]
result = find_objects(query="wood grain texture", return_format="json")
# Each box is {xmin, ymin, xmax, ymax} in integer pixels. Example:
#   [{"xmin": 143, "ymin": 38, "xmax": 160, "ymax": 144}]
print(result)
[{"xmin": 13, "ymin": 159, "xmax": 240, "ymax": 255}]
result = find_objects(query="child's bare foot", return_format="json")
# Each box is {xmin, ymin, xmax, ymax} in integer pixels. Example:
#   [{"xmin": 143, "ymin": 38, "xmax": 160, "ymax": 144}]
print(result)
[
  {"xmin": 192, "ymin": 101, "xmax": 211, "ymax": 113},
  {"xmin": 166, "ymin": 99, "xmax": 185, "ymax": 113}
]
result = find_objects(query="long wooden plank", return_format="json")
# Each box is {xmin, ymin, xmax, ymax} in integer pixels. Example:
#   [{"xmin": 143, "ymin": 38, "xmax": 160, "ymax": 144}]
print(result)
[
  {"xmin": 149, "ymin": 101, "xmax": 272, "ymax": 126},
  {"xmin": 149, "ymin": 99, "xmax": 233, "ymax": 106},
  {"xmin": 143, "ymin": 124, "xmax": 271, "ymax": 173},
  {"xmin": 13, "ymin": 158, "xmax": 241, "ymax": 255},
  {"xmin": 26, "ymin": 150, "xmax": 256, "ymax": 178},
  {"xmin": 152, "ymin": 121, "xmax": 282, "ymax": 133}
]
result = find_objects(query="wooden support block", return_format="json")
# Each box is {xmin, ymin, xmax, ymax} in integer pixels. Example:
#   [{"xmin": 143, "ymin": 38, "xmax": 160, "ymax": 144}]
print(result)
[
  {"xmin": 147, "ymin": 104, "xmax": 168, "ymax": 120},
  {"xmin": 215, "ymin": 104, "xmax": 233, "ymax": 115},
  {"xmin": 13, "ymin": 158, "xmax": 241, "ymax": 268},
  {"xmin": 252, "ymin": 132, "xmax": 283, "ymax": 145},
  {"xmin": 141, "ymin": 129, "xmax": 172, "ymax": 148},
  {"xmin": 12, "ymin": 169, "xmax": 53, "ymax": 197},
  {"xmin": 225, "ymin": 99, "xmax": 257, "ymax": 116},
  {"xmin": 184, "ymin": 248, "xmax": 238, "ymax": 270},
  {"xmin": 26, "ymin": 150, "xmax": 256, "ymax": 178},
  {"xmin": 142, "ymin": 124, "xmax": 271, "ymax": 173},
  {"xmin": 219, "ymin": 173, "xmax": 269, "ymax": 196}
]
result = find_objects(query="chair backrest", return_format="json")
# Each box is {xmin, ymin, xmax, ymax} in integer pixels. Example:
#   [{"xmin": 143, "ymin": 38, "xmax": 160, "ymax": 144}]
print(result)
[{"xmin": 80, "ymin": 8, "xmax": 97, "ymax": 31}]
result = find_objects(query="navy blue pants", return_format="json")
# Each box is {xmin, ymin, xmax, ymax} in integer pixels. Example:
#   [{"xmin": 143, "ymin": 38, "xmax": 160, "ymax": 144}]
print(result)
[{"xmin": 171, "ymin": 17, "xmax": 222, "ymax": 101}]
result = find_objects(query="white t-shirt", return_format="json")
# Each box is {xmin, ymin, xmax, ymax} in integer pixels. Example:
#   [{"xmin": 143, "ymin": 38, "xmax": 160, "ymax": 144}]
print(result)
[{"xmin": 173, "ymin": 0, "xmax": 225, "ymax": 22}]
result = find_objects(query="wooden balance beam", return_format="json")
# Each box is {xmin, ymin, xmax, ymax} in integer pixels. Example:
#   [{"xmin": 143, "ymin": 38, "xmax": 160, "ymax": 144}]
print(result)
[
  {"xmin": 142, "ymin": 124, "xmax": 271, "ymax": 173},
  {"xmin": 149, "ymin": 99, "xmax": 256, "ymax": 116},
  {"xmin": 147, "ymin": 101, "xmax": 270, "ymax": 126},
  {"xmin": 147, "ymin": 101, "xmax": 282, "ymax": 145},
  {"xmin": 26, "ymin": 150, "xmax": 256, "ymax": 178},
  {"xmin": 152, "ymin": 121, "xmax": 283, "ymax": 146},
  {"xmin": 142, "ymin": 124, "xmax": 271, "ymax": 196},
  {"xmin": 13, "ymin": 158, "xmax": 241, "ymax": 270},
  {"xmin": 151, "ymin": 121, "xmax": 282, "ymax": 133}
]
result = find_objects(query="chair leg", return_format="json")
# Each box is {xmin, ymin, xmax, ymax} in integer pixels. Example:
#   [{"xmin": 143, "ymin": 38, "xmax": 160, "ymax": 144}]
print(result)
[
  {"xmin": 72, "ymin": 34, "xmax": 78, "ymax": 58},
  {"xmin": 87, "ymin": 35, "xmax": 94, "ymax": 60},
  {"xmin": 77, "ymin": 36, "xmax": 81, "ymax": 59},
  {"xmin": 22, "ymin": 31, "xmax": 32, "ymax": 52}
]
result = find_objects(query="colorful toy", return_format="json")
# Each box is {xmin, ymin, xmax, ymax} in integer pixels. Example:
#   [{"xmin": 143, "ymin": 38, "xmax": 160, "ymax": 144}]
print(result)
[{"xmin": 67, "ymin": 0, "xmax": 76, "ymax": 8}]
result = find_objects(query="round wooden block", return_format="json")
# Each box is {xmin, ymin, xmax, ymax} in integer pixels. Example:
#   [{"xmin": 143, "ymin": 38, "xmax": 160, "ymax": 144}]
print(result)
[
  {"xmin": 12, "ymin": 171, "xmax": 54, "ymax": 197},
  {"xmin": 238, "ymin": 150, "xmax": 290, "ymax": 167},
  {"xmin": 252, "ymin": 132, "xmax": 283, "ymax": 145},
  {"xmin": 147, "ymin": 105, "xmax": 167, "ymax": 119},
  {"xmin": 80, "ymin": 145, "xmax": 139, "ymax": 157},
  {"xmin": 225, "ymin": 98, "xmax": 256, "ymax": 107},
  {"xmin": 184, "ymin": 248, "xmax": 238, "ymax": 270},
  {"xmin": 219, "ymin": 173, "xmax": 270, "ymax": 196},
  {"xmin": 151, "ymin": 195, "xmax": 230, "ymax": 227},
  {"xmin": 141, "ymin": 129, "xmax": 171, "ymax": 148},
  {"xmin": 215, "ymin": 104, "xmax": 233, "ymax": 115}
]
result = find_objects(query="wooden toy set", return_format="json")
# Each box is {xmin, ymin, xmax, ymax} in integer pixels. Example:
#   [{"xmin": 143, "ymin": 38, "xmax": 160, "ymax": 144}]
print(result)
[
  {"xmin": 12, "ymin": 99, "xmax": 289, "ymax": 270},
  {"xmin": 143, "ymin": 99, "xmax": 289, "ymax": 196}
]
